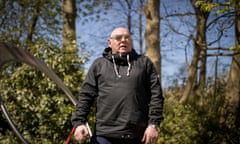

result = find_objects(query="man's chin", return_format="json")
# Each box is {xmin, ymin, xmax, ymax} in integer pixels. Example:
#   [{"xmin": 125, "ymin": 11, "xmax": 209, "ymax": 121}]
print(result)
[{"xmin": 118, "ymin": 49, "xmax": 130, "ymax": 53}]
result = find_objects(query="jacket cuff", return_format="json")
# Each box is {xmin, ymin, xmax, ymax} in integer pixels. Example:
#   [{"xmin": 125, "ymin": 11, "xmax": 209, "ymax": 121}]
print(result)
[{"xmin": 73, "ymin": 121, "xmax": 86, "ymax": 128}]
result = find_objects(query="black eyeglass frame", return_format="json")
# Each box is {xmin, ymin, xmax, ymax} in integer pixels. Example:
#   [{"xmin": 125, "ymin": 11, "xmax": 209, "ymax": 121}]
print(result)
[{"xmin": 110, "ymin": 34, "xmax": 132, "ymax": 41}]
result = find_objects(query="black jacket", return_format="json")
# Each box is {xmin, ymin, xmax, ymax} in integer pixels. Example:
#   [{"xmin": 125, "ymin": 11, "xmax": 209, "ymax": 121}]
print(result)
[{"xmin": 71, "ymin": 47, "xmax": 164, "ymax": 139}]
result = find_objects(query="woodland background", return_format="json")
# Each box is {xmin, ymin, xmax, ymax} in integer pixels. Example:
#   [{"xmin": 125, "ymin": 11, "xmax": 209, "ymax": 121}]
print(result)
[{"xmin": 0, "ymin": 0, "xmax": 240, "ymax": 143}]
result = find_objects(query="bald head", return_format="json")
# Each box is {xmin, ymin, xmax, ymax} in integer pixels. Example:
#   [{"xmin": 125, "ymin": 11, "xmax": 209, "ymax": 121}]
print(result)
[
  {"xmin": 110, "ymin": 27, "xmax": 130, "ymax": 37},
  {"xmin": 108, "ymin": 27, "xmax": 132, "ymax": 54}
]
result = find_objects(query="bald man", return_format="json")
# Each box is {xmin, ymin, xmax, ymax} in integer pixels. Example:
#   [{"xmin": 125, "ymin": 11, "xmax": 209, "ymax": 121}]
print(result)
[{"xmin": 71, "ymin": 27, "xmax": 164, "ymax": 144}]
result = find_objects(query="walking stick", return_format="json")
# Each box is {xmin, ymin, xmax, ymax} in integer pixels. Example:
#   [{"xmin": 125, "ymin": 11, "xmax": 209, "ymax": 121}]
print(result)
[{"xmin": 0, "ymin": 42, "xmax": 92, "ymax": 143}]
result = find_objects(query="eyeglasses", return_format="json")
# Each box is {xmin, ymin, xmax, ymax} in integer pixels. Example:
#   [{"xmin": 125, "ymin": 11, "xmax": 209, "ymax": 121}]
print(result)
[{"xmin": 110, "ymin": 35, "xmax": 132, "ymax": 41}]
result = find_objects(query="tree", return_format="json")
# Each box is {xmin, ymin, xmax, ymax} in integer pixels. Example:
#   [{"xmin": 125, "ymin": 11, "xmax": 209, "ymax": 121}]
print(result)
[
  {"xmin": 111, "ymin": 0, "xmax": 145, "ymax": 55},
  {"xmin": 139, "ymin": 0, "xmax": 144, "ymax": 55},
  {"xmin": 26, "ymin": 0, "xmax": 41, "ymax": 44},
  {"xmin": 63, "ymin": 0, "xmax": 77, "ymax": 54},
  {"xmin": 0, "ymin": 0, "xmax": 86, "ymax": 143},
  {"xmin": 180, "ymin": 0, "xmax": 211, "ymax": 103},
  {"xmin": 223, "ymin": 2, "xmax": 240, "ymax": 143},
  {"xmin": 144, "ymin": 0, "xmax": 161, "ymax": 79}
]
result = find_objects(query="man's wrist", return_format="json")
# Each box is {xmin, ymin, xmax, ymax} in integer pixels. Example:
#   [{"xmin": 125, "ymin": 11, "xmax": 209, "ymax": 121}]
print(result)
[{"xmin": 148, "ymin": 124, "xmax": 159, "ymax": 130}]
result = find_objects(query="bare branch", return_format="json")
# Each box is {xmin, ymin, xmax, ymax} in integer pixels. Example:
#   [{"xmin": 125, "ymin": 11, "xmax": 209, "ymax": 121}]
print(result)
[{"xmin": 207, "ymin": 52, "xmax": 240, "ymax": 57}]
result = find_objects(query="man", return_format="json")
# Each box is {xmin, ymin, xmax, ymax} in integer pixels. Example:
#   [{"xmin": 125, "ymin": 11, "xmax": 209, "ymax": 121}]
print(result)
[{"xmin": 71, "ymin": 27, "xmax": 164, "ymax": 144}]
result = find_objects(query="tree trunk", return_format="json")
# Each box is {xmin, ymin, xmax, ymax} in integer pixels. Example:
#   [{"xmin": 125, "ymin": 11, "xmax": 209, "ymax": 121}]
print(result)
[
  {"xmin": 139, "ymin": 0, "xmax": 143, "ymax": 55},
  {"xmin": 26, "ymin": 0, "xmax": 41, "ymax": 44},
  {"xmin": 125, "ymin": 0, "xmax": 133, "ymax": 33},
  {"xmin": 62, "ymin": 0, "xmax": 77, "ymax": 54},
  {"xmin": 144, "ymin": 0, "xmax": 161, "ymax": 80},
  {"xmin": 224, "ymin": 9, "xmax": 240, "ymax": 126},
  {"xmin": 180, "ymin": 0, "xmax": 210, "ymax": 103}
]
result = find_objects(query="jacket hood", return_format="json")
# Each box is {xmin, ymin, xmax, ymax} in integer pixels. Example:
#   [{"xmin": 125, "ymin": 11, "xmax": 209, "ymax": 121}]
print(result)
[
  {"xmin": 102, "ymin": 47, "xmax": 139, "ymax": 78},
  {"xmin": 102, "ymin": 47, "xmax": 138, "ymax": 62}
]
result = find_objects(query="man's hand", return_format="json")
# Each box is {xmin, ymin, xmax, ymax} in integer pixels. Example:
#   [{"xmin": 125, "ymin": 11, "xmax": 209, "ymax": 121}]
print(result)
[
  {"xmin": 141, "ymin": 124, "xmax": 159, "ymax": 144},
  {"xmin": 74, "ymin": 125, "xmax": 89, "ymax": 142}
]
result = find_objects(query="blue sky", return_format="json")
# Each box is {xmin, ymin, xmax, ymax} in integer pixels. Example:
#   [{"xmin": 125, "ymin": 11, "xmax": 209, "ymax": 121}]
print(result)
[{"xmin": 76, "ymin": 0, "xmax": 234, "ymax": 87}]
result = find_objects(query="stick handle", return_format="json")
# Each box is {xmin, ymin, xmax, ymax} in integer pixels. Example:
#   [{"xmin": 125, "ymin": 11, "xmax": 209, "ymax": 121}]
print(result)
[{"xmin": 86, "ymin": 122, "xmax": 92, "ymax": 137}]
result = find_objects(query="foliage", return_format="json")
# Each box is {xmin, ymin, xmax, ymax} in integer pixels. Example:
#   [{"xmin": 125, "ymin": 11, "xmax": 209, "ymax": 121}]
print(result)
[
  {"xmin": 0, "ymin": 0, "xmax": 239, "ymax": 144},
  {"xmin": 0, "ymin": 42, "xmax": 86, "ymax": 143},
  {"xmin": 0, "ymin": 0, "xmax": 62, "ymax": 45},
  {"xmin": 159, "ymin": 104, "xmax": 203, "ymax": 144},
  {"xmin": 195, "ymin": 0, "xmax": 239, "ymax": 14},
  {"xmin": 0, "ymin": 0, "xmax": 96, "ymax": 143},
  {"xmin": 158, "ymin": 78, "xmax": 240, "ymax": 144}
]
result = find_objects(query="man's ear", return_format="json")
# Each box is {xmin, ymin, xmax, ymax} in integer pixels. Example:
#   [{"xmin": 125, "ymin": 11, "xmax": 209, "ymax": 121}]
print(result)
[{"xmin": 108, "ymin": 39, "xmax": 111, "ymax": 47}]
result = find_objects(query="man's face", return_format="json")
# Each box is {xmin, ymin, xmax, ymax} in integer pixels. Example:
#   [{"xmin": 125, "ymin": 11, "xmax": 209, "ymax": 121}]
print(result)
[{"xmin": 108, "ymin": 28, "xmax": 132, "ymax": 54}]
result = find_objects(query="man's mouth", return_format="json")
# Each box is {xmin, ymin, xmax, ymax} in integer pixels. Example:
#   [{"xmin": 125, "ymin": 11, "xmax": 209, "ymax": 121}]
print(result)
[{"xmin": 120, "ymin": 44, "xmax": 127, "ymax": 49}]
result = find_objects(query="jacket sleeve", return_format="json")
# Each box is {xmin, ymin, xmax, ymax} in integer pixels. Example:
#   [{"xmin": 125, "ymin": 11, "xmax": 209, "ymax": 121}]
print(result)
[
  {"xmin": 71, "ymin": 60, "xmax": 99, "ymax": 128},
  {"xmin": 146, "ymin": 57, "xmax": 164, "ymax": 126}
]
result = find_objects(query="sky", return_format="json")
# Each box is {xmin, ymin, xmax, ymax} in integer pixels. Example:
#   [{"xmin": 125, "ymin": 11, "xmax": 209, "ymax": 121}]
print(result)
[{"xmin": 76, "ymin": 0, "xmax": 234, "ymax": 87}]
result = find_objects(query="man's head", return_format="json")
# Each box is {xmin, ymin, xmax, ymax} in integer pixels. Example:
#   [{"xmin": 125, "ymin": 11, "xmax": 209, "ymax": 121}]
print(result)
[{"xmin": 108, "ymin": 27, "xmax": 132, "ymax": 54}]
